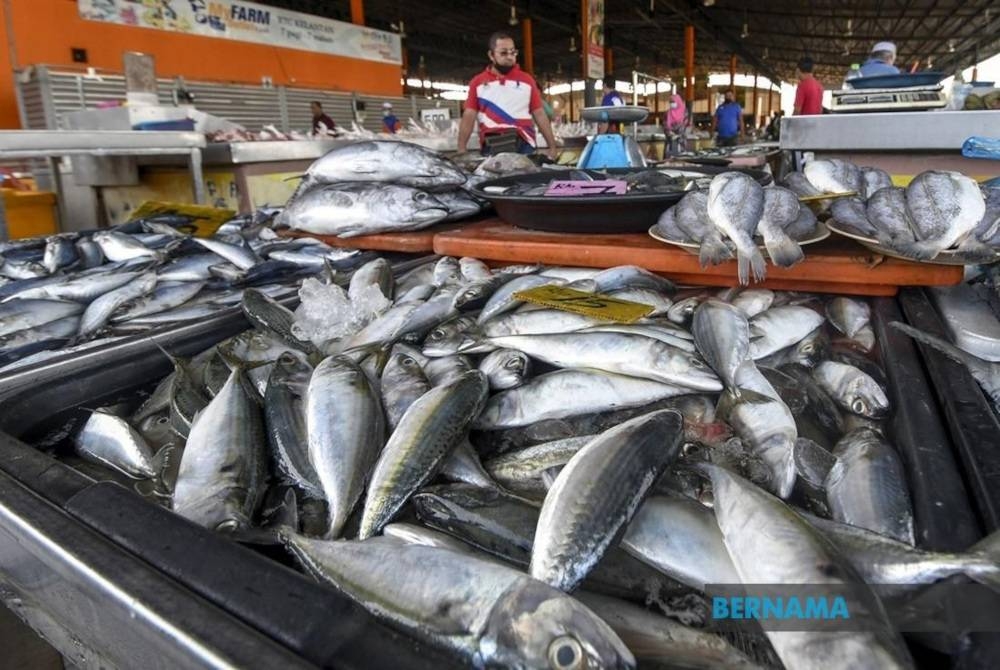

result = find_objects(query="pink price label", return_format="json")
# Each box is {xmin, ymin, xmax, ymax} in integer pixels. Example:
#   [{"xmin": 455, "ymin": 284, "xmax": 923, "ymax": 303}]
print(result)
[{"xmin": 544, "ymin": 180, "xmax": 628, "ymax": 197}]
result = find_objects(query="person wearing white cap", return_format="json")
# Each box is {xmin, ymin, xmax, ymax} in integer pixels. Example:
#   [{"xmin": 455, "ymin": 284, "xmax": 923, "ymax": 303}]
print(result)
[
  {"xmin": 859, "ymin": 41, "xmax": 900, "ymax": 77},
  {"xmin": 381, "ymin": 102, "xmax": 400, "ymax": 134}
]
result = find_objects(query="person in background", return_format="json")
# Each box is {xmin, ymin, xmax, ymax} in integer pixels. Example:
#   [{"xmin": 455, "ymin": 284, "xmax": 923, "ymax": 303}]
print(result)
[
  {"xmin": 310, "ymin": 101, "xmax": 337, "ymax": 136},
  {"xmin": 382, "ymin": 102, "xmax": 400, "ymax": 134},
  {"xmin": 859, "ymin": 42, "xmax": 900, "ymax": 77},
  {"xmin": 711, "ymin": 89, "xmax": 744, "ymax": 147},
  {"xmin": 457, "ymin": 31, "xmax": 559, "ymax": 158},
  {"xmin": 793, "ymin": 57, "xmax": 824, "ymax": 115},
  {"xmin": 598, "ymin": 75, "xmax": 625, "ymax": 134},
  {"xmin": 663, "ymin": 92, "xmax": 687, "ymax": 154}
]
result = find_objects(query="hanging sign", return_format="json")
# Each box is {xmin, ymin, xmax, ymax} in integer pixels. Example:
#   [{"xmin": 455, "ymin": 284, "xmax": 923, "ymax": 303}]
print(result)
[
  {"xmin": 78, "ymin": 0, "xmax": 402, "ymax": 65},
  {"xmin": 584, "ymin": 0, "xmax": 606, "ymax": 79}
]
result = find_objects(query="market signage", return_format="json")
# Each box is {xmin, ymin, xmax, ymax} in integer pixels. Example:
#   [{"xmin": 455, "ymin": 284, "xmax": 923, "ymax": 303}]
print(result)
[
  {"xmin": 584, "ymin": 0, "xmax": 605, "ymax": 79},
  {"xmin": 78, "ymin": 0, "xmax": 402, "ymax": 65}
]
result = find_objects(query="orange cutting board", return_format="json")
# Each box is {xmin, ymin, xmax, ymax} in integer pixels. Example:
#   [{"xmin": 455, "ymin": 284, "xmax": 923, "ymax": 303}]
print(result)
[{"xmin": 432, "ymin": 219, "xmax": 963, "ymax": 297}]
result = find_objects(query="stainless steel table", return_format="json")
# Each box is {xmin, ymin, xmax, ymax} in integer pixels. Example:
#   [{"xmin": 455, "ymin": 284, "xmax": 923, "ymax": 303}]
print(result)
[{"xmin": 0, "ymin": 131, "xmax": 209, "ymax": 229}]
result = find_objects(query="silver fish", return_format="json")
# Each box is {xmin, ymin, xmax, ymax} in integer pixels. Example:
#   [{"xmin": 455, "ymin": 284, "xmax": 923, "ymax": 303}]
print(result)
[
  {"xmin": 867, "ymin": 186, "xmax": 920, "ymax": 254},
  {"xmin": 478, "ymin": 347, "xmax": 531, "ymax": 390},
  {"xmin": 758, "ymin": 187, "xmax": 804, "ymax": 267},
  {"xmin": 382, "ymin": 522, "xmax": 486, "ymax": 555},
  {"xmin": 157, "ymin": 253, "xmax": 228, "ymax": 281},
  {"xmin": 0, "ymin": 299, "xmax": 84, "ymax": 337},
  {"xmin": 359, "ymin": 370, "xmax": 488, "ymax": 539},
  {"xmin": 92, "ymin": 230, "xmax": 163, "ymax": 262},
  {"xmin": 459, "ymin": 257, "xmax": 493, "ymax": 281},
  {"xmin": 531, "ymin": 410, "xmax": 684, "ymax": 591},
  {"xmin": 191, "ymin": 236, "xmax": 260, "ymax": 270},
  {"xmin": 826, "ymin": 428, "xmax": 914, "ymax": 545},
  {"xmin": 861, "ymin": 167, "xmax": 893, "ymax": 199},
  {"xmin": 295, "ymin": 140, "xmax": 467, "ymax": 193},
  {"xmin": 606, "ymin": 288, "xmax": 673, "ymax": 316},
  {"xmin": 903, "ymin": 170, "xmax": 985, "ymax": 259},
  {"xmin": 74, "ymin": 237, "xmax": 105, "ymax": 269},
  {"xmin": 581, "ymin": 323, "xmax": 696, "ymax": 353},
  {"xmin": 284, "ymin": 183, "xmax": 448, "ymax": 237},
  {"xmin": 484, "ymin": 436, "xmax": 596, "ymax": 497},
  {"xmin": 110, "ymin": 281, "xmax": 204, "ymax": 323},
  {"xmin": 423, "ymin": 354, "xmax": 474, "ymax": 387},
  {"xmin": 707, "ymin": 172, "xmax": 766, "ymax": 284},
  {"xmin": 482, "ymin": 309, "xmax": 602, "ymax": 338},
  {"xmin": 78, "ymin": 272, "xmax": 158, "ymax": 337},
  {"xmin": 671, "ymin": 191, "xmax": 733, "ymax": 267},
  {"xmin": 307, "ymin": 355, "xmax": 385, "ymax": 538},
  {"xmin": 439, "ymin": 438, "xmax": 497, "ymax": 489},
  {"xmin": 692, "ymin": 298, "xmax": 751, "ymax": 394},
  {"xmin": 803, "ymin": 159, "xmax": 862, "ymax": 194},
  {"xmin": 477, "ymin": 274, "xmax": 562, "ymax": 324},
  {"xmin": 282, "ymin": 535, "xmax": 635, "ymax": 669},
  {"xmin": 749, "ymin": 306, "xmax": 826, "ymax": 360},
  {"xmin": 830, "ymin": 197, "xmax": 877, "ymax": 236},
  {"xmin": 75, "ymin": 410, "xmax": 157, "ymax": 479},
  {"xmin": 42, "ymin": 235, "xmax": 78, "ymax": 274},
  {"xmin": 264, "ymin": 353, "xmax": 323, "ymax": 499},
  {"xmin": 826, "ymin": 297, "xmax": 871, "ymax": 338},
  {"xmin": 590, "ymin": 265, "xmax": 676, "ymax": 295},
  {"xmin": 381, "ymin": 347, "xmax": 432, "ymax": 430},
  {"xmin": 348, "ymin": 257, "xmax": 394, "ymax": 303},
  {"xmin": 172, "ymin": 365, "xmax": 267, "ymax": 531},
  {"xmin": 703, "ymin": 464, "xmax": 914, "ymax": 670},
  {"xmin": 13, "ymin": 269, "xmax": 145, "ymax": 303},
  {"xmin": 813, "ymin": 361, "xmax": 889, "ymax": 418},
  {"xmin": 432, "ymin": 257, "xmax": 463, "ymax": 286}
]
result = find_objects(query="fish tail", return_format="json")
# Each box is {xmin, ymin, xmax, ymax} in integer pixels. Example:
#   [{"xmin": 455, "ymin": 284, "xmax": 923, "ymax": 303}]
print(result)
[
  {"xmin": 955, "ymin": 236, "xmax": 1000, "ymax": 263},
  {"xmin": 890, "ymin": 322, "xmax": 980, "ymax": 369},
  {"xmin": 698, "ymin": 235, "xmax": 734, "ymax": 268},
  {"xmin": 736, "ymin": 243, "xmax": 767, "ymax": 285},
  {"xmin": 763, "ymin": 228, "xmax": 805, "ymax": 268}
]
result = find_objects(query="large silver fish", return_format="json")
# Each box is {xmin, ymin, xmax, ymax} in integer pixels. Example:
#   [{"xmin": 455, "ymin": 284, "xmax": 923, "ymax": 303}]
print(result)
[
  {"xmin": 757, "ymin": 187, "xmax": 804, "ymax": 268},
  {"xmin": 812, "ymin": 361, "xmax": 889, "ymax": 419},
  {"xmin": 748, "ymin": 306, "xmax": 826, "ymax": 360},
  {"xmin": 484, "ymin": 436, "xmax": 596, "ymax": 497},
  {"xmin": 707, "ymin": 172, "xmax": 766, "ymax": 285},
  {"xmin": 671, "ymin": 191, "xmax": 733, "ymax": 267},
  {"xmin": 78, "ymin": 272, "xmax": 158, "ymax": 337},
  {"xmin": 803, "ymin": 159, "xmax": 862, "ymax": 195},
  {"xmin": 380, "ymin": 347, "xmax": 432, "ymax": 430},
  {"xmin": 531, "ymin": 410, "xmax": 683, "ymax": 592},
  {"xmin": 307, "ymin": 355, "xmax": 385, "ymax": 538},
  {"xmin": 359, "ymin": 370, "xmax": 488, "ymax": 539},
  {"xmin": 0, "ymin": 299, "xmax": 84, "ymax": 337},
  {"xmin": 692, "ymin": 298, "xmax": 752, "ymax": 394},
  {"xmin": 902, "ymin": 170, "xmax": 985, "ymax": 259},
  {"xmin": 282, "ymin": 535, "xmax": 635, "ymax": 669},
  {"xmin": 294, "ymin": 140, "xmax": 467, "ymax": 193},
  {"xmin": 282, "ymin": 183, "xmax": 449, "ymax": 237},
  {"xmin": 264, "ymin": 353, "xmax": 323, "ymax": 499},
  {"xmin": 825, "ymin": 428, "xmax": 914, "ymax": 545}
]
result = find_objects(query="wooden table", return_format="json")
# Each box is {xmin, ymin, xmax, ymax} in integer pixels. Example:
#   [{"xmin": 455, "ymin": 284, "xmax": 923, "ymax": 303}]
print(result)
[
  {"xmin": 432, "ymin": 219, "xmax": 964, "ymax": 297},
  {"xmin": 279, "ymin": 222, "xmax": 474, "ymax": 253}
]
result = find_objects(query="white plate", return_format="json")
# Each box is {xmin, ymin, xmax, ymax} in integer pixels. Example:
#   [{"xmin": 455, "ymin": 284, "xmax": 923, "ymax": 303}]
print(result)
[
  {"xmin": 825, "ymin": 219, "xmax": 1000, "ymax": 266},
  {"xmin": 648, "ymin": 221, "xmax": 831, "ymax": 259}
]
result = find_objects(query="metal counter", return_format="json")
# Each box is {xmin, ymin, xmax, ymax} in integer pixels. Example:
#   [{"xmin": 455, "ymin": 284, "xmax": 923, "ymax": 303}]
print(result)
[
  {"xmin": 201, "ymin": 139, "xmax": 349, "ymax": 165},
  {"xmin": 780, "ymin": 111, "xmax": 1000, "ymax": 151}
]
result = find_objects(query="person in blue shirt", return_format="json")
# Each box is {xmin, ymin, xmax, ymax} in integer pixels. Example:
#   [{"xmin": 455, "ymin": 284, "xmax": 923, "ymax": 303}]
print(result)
[
  {"xmin": 382, "ymin": 102, "xmax": 400, "ymax": 134},
  {"xmin": 712, "ymin": 89, "xmax": 744, "ymax": 147},
  {"xmin": 858, "ymin": 41, "xmax": 900, "ymax": 77},
  {"xmin": 598, "ymin": 75, "xmax": 625, "ymax": 134}
]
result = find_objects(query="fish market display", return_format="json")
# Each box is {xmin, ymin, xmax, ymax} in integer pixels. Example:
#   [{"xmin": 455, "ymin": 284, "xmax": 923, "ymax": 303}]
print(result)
[
  {"xmin": 0, "ymin": 213, "xmax": 372, "ymax": 370},
  {"xmin": 277, "ymin": 140, "xmax": 488, "ymax": 237},
  {"xmin": 34, "ymin": 252, "xmax": 1000, "ymax": 670},
  {"xmin": 653, "ymin": 172, "xmax": 822, "ymax": 284}
]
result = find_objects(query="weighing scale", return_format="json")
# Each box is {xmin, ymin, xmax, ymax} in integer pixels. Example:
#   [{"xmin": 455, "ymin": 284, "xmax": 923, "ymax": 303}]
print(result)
[
  {"xmin": 577, "ymin": 105, "xmax": 650, "ymax": 168},
  {"xmin": 830, "ymin": 85, "xmax": 948, "ymax": 113}
]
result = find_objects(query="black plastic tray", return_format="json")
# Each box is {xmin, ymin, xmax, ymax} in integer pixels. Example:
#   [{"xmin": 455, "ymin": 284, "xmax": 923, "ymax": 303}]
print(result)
[{"xmin": 469, "ymin": 166, "xmax": 772, "ymax": 234}]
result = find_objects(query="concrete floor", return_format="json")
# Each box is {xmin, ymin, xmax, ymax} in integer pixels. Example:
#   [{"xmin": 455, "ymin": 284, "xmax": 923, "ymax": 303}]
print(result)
[{"xmin": 0, "ymin": 603, "xmax": 64, "ymax": 670}]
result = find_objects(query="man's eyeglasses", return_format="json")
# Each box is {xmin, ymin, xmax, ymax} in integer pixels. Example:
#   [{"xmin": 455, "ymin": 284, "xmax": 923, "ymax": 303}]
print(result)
[{"xmin": 493, "ymin": 49, "xmax": 519, "ymax": 57}]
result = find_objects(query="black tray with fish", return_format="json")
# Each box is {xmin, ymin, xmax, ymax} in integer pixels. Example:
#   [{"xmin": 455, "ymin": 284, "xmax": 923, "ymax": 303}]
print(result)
[{"xmin": 469, "ymin": 166, "xmax": 772, "ymax": 234}]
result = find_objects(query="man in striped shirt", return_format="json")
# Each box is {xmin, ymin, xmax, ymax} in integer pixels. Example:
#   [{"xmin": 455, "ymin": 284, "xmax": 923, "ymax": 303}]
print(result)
[{"xmin": 457, "ymin": 32, "xmax": 559, "ymax": 159}]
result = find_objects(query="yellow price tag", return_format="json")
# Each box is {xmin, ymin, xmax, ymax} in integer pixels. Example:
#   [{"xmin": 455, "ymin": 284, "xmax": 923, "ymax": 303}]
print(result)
[
  {"xmin": 513, "ymin": 285, "xmax": 655, "ymax": 323},
  {"xmin": 128, "ymin": 201, "xmax": 237, "ymax": 237}
]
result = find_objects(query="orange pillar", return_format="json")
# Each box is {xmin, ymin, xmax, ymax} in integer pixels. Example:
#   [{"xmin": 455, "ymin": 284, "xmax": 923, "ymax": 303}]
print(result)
[
  {"xmin": 729, "ymin": 54, "xmax": 737, "ymax": 88},
  {"xmin": 684, "ymin": 25, "xmax": 695, "ymax": 103},
  {"xmin": 522, "ymin": 18, "xmax": 534, "ymax": 75},
  {"xmin": 604, "ymin": 48, "xmax": 613, "ymax": 74},
  {"xmin": 350, "ymin": 0, "xmax": 365, "ymax": 25}
]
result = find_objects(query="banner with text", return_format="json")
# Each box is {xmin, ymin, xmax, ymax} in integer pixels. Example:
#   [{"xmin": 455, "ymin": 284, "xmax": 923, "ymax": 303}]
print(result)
[
  {"xmin": 585, "ymin": 0, "xmax": 605, "ymax": 79},
  {"xmin": 79, "ymin": 0, "xmax": 402, "ymax": 65}
]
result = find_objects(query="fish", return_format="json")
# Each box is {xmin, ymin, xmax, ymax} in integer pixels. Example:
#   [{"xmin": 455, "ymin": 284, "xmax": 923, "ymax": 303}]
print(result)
[
  {"xmin": 282, "ymin": 535, "xmax": 635, "ymax": 669},
  {"xmin": 432, "ymin": 257, "xmax": 463, "ymax": 286},
  {"xmin": 891, "ymin": 321, "xmax": 1000, "ymax": 409},
  {"xmin": 241, "ymin": 288, "xmax": 319, "ymax": 356},
  {"xmin": 531, "ymin": 410, "xmax": 684, "ymax": 592},
  {"xmin": 803, "ymin": 159, "xmax": 862, "ymax": 194},
  {"xmin": 110, "ymin": 281, "xmax": 205, "ymax": 323},
  {"xmin": 263, "ymin": 353, "xmax": 324, "ymax": 500},
  {"xmin": 474, "ymin": 151, "xmax": 540, "ymax": 176},
  {"xmin": 172, "ymin": 363, "xmax": 267, "ymax": 531},
  {"xmin": 861, "ymin": 167, "xmax": 893, "ymax": 199},
  {"xmin": 707, "ymin": 172, "xmax": 766, "ymax": 285},
  {"xmin": 606, "ymin": 288, "xmax": 673, "ymax": 316},
  {"xmin": 671, "ymin": 191, "xmax": 733, "ymax": 267},
  {"xmin": 581, "ymin": 323, "xmax": 696, "ymax": 353},
  {"xmin": 727, "ymin": 288, "xmax": 774, "ymax": 319},
  {"xmin": 812, "ymin": 361, "xmax": 889, "ymax": 418},
  {"xmin": 692, "ymin": 298, "xmax": 752, "ymax": 394},
  {"xmin": 92, "ymin": 230, "xmax": 164, "ymax": 263},
  {"xmin": 620, "ymin": 495, "xmax": 740, "ymax": 591},
  {"xmin": 867, "ymin": 186, "xmax": 922, "ymax": 255},
  {"xmin": 422, "ymin": 315, "xmax": 488, "ymax": 357},
  {"xmin": 589, "ymin": 266, "xmax": 676, "ymax": 296},
  {"xmin": 703, "ymin": 464, "xmax": 914, "ymax": 670},
  {"xmin": 757, "ymin": 187, "xmax": 804, "ymax": 267},
  {"xmin": 380, "ymin": 347, "xmax": 432, "ymax": 430},
  {"xmin": 902, "ymin": 170, "xmax": 985, "ymax": 259},
  {"xmin": 382, "ymin": 522, "xmax": 486, "ymax": 555},
  {"xmin": 282, "ymin": 183, "xmax": 449, "ymax": 238},
  {"xmin": 307, "ymin": 355, "xmax": 385, "ymax": 538},
  {"xmin": 451, "ymin": 274, "xmax": 517, "ymax": 312},
  {"xmin": 42, "ymin": 235, "xmax": 78, "ymax": 274},
  {"xmin": 477, "ymin": 348, "xmax": 531, "ymax": 390},
  {"xmin": 74, "ymin": 410, "xmax": 158, "ymax": 479},
  {"xmin": 487, "ymin": 332, "xmax": 722, "ymax": 391},
  {"xmin": 157, "ymin": 253, "xmax": 228, "ymax": 281},
  {"xmin": 474, "ymin": 369, "xmax": 693, "ymax": 430},
  {"xmin": 667, "ymin": 295, "xmax": 705, "ymax": 326},
  {"xmin": 293, "ymin": 140, "xmax": 468, "ymax": 194},
  {"xmin": 348, "ymin": 257, "xmax": 394, "ymax": 303},
  {"xmin": 78, "ymin": 272, "xmax": 158, "ymax": 337},
  {"xmin": 481, "ymin": 309, "xmax": 602, "ymax": 338},
  {"xmin": 748, "ymin": 306, "xmax": 826, "ymax": 360},
  {"xmin": 438, "ymin": 438, "xmax": 497, "ymax": 489},
  {"xmin": 359, "ymin": 370, "xmax": 488, "ymax": 539},
  {"xmin": 11, "ymin": 269, "xmax": 145, "ymax": 304},
  {"xmin": 423, "ymin": 354, "xmax": 474, "ymax": 387},
  {"xmin": 825, "ymin": 428, "xmax": 915, "ymax": 545},
  {"xmin": 826, "ymin": 297, "xmax": 871, "ymax": 338},
  {"xmin": 438, "ymin": 191, "xmax": 485, "ymax": 222},
  {"xmin": 483, "ymin": 436, "xmax": 596, "ymax": 497},
  {"xmin": 74, "ymin": 237, "xmax": 105, "ymax": 269},
  {"xmin": 830, "ymin": 197, "xmax": 877, "ymax": 236},
  {"xmin": 476, "ymin": 274, "xmax": 562, "ymax": 324},
  {"xmin": 0, "ymin": 299, "xmax": 84, "ymax": 337}
]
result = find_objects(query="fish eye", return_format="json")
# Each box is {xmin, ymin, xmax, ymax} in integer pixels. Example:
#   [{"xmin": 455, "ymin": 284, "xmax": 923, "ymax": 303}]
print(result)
[
  {"xmin": 429, "ymin": 329, "xmax": 445, "ymax": 341},
  {"xmin": 689, "ymin": 358, "xmax": 705, "ymax": 368},
  {"xmin": 156, "ymin": 416, "xmax": 169, "ymax": 425},
  {"xmin": 851, "ymin": 398, "xmax": 868, "ymax": 415},
  {"xmin": 401, "ymin": 356, "xmax": 416, "ymax": 367},
  {"xmin": 801, "ymin": 343, "xmax": 814, "ymax": 353},
  {"xmin": 504, "ymin": 358, "xmax": 523, "ymax": 370},
  {"xmin": 414, "ymin": 192, "xmax": 430, "ymax": 202},
  {"xmin": 548, "ymin": 636, "xmax": 585, "ymax": 670}
]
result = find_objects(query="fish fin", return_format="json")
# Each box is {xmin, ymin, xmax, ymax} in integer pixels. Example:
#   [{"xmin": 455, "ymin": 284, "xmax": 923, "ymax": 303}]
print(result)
[
  {"xmin": 955, "ymin": 237, "xmax": 1000, "ymax": 263},
  {"xmin": 970, "ymin": 529, "xmax": 1000, "ymax": 564},
  {"xmin": 698, "ymin": 236, "xmax": 734, "ymax": 268},
  {"xmin": 733, "ymin": 387, "xmax": 776, "ymax": 405},
  {"xmin": 885, "ymin": 239, "xmax": 941, "ymax": 261},
  {"xmin": 143, "ymin": 335, "xmax": 182, "ymax": 368},
  {"xmin": 151, "ymin": 444, "xmax": 179, "ymax": 494},
  {"xmin": 763, "ymin": 229, "xmax": 805, "ymax": 268},
  {"xmin": 282, "ymin": 173, "xmax": 307, "ymax": 182},
  {"xmin": 736, "ymin": 247, "xmax": 767, "ymax": 285}
]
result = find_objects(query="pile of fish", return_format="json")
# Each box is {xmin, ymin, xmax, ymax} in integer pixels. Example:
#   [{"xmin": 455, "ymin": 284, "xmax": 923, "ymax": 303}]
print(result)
[
  {"xmin": 50, "ymin": 255, "xmax": 1000, "ymax": 669},
  {"xmin": 653, "ymin": 172, "xmax": 821, "ymax": 283},
  {"xmin": 0, "ymin": 213, "xmax": 371, "ymax": 370},
  {"xmin": 794, "ymin": 160, "xmax": 999, "ymax": 263},
  {"xmin": 277, "ymin": 140, "xmax": 489, "ymax": 237}
]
